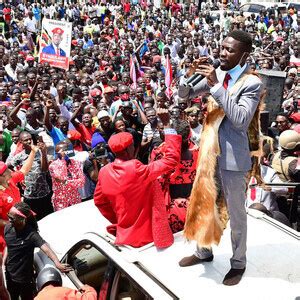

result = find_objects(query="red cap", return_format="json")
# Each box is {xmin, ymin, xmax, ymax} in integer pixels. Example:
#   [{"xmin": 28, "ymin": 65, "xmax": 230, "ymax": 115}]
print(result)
[
  {"xmin": 0, "ymin": 161, "xmax": 7, "ymax": 175},
  {"xmin": 289, "ymin": 112, "xmax": 300, "ymax": 123},
  {"xmin": 67, "ymin": 130, "xmax": 82, "ymax": 141},
  {"xmin": 52, "ymin": 27, "xmax": 64, "ymax": 35},
  {"xmin": 293, "ymin": 124, "xmax": 300, "ymax": 134},
  {"xmin": 71, "ymin": 40, "xmax": 78, "ymax": 46},
  {"xmin": 108, "ymin": 132, "xmax": 133, "ymax": 153},
  {"xmin": 26, "ymin": 55, "xmax": 35, "ymax": 61},
  {"xmin": 90, "ymin": 89, "xmax": 102, "ymax": 97}
]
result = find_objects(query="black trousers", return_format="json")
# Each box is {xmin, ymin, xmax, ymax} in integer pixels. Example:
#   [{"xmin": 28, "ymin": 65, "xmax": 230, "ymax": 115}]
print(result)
[
  {"xmin": 24, "ymin": 194, "xmax": 54, "ymax": 221},
  {"xmin": 6, "ymin": 278, "xmax": 34, "ymax": 300}
]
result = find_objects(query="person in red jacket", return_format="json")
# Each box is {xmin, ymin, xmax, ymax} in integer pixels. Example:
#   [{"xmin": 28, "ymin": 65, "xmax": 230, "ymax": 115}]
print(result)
[{"xmin": 94, "ymin": 109, "xmax": 181, "ymax": 248}]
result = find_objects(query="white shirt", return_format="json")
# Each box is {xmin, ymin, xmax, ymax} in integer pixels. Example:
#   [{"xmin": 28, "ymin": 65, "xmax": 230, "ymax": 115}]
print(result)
[
  {"xmin": 24, "ymin": 17, "xmax": 37, "ymax": 33},
  {"xmin": 190, "ymin": 124, "xmax": 202, "ymax": 146}
]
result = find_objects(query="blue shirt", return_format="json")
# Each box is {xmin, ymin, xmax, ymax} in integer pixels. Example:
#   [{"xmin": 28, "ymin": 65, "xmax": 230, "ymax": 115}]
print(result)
[
  {"xmin": 226, "ymin": 63, "xmax": 248, "ymax": 90},
  {"xmin": 50, "ymin": 127, "xmax": 67, "ymax": 146},
  {"xmin": 210, "ymin": 63, "xmax": 248, "ymax": 93}
]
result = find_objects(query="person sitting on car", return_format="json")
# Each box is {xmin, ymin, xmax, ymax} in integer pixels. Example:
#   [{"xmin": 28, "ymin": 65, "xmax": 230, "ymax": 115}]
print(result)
[
  {"xmin": 35, "ymin": 266, "xmax": 97, "ymax": 300},
  {"xmin": 94, "ymin": 109, "xmax": 182, "ymax": 249}
]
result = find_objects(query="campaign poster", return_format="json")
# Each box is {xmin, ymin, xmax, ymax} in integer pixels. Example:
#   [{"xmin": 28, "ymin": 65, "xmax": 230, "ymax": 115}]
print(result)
[{"xmin": 39, "ymin": 19, "xmax": 72, "ymax": 70}]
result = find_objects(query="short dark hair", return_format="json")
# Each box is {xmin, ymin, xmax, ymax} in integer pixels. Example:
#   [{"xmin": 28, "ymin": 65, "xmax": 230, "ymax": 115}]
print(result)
[
  {"xmin": 276, "ymin": 112, "xmax": 289, "ymax": 120},
  {"xmin": 172, "ymin": 120, "xmax": 190, "ymax": 141},
  {"xmin": 227, "ymin": 30, "xmax": 252, "ymax": 53}
]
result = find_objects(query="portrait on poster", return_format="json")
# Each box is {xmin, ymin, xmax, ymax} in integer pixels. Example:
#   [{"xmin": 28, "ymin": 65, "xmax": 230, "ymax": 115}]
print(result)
[{"xmin": 39, "ymin": 19, "xmax": 72, "ymax": 70}]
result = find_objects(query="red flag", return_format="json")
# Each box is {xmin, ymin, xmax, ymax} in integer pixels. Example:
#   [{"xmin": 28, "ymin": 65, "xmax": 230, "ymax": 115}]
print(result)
[
  {"xmin": 249, "ymin": 176, "xmax": 257, "ymax": 201},
  {"xmin": 165, "ymin": 54, "xmax": 172, "ymax": 99},
  {"xmin": 130, "ymin": 55, "xmax": 137, "ymax": 89}
]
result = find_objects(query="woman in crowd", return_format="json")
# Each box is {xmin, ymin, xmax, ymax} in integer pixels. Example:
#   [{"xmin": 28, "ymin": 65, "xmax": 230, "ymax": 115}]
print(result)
[
  {"xmin": 49, "ymin": 140, "xmax": 85, "ymax": 211},
  {"xmin": 113, "ymin": 117, "xmax": 140, "ymax": 157},
  {"xmin": 152, "ymin": 120, "xmax": 199, "ymax": 233}
]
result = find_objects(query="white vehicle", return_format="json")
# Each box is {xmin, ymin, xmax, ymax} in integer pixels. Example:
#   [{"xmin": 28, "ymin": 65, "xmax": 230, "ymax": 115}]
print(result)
[
  {"xmin": 35, "ymin": 201, "xmax": 300, "ymax": 300},
  {"xmin": 239, "ymin": 2, "xmax": 287, "ymax": 17},
  {"xmin": 282, "ymin": 2, "xmax": 300, "ymax": 12}
]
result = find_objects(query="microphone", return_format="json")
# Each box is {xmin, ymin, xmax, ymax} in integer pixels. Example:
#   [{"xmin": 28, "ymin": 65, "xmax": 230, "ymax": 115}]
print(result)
[{"xmin": 185, "ymin": 59, "xmax": 220, "ymax": 87}]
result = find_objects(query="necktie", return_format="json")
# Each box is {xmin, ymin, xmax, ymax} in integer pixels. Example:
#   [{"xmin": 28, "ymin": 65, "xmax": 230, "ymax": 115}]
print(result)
[
  {"xmin": 56, "ymin": 48, "xmax": 60, "ymax": 56},
  {"xmin": 223, "ymin": 73, "xmax": 231, "ymax": 90}
]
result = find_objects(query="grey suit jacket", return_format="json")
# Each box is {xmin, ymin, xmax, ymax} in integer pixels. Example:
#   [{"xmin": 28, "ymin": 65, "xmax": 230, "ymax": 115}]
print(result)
[{"xmin": 178, "ymin": 68, "xmax": 263, "ymax": 172}]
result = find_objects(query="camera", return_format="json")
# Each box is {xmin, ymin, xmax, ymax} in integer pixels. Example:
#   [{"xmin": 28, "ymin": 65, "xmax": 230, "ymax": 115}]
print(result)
[{"xmin": 90, "ymin": 143, "xmax": 108, "ymax": 160}]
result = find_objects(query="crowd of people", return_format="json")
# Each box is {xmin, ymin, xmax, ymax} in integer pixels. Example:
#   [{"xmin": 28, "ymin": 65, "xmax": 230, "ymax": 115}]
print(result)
[{"xmin": 0, "ymin": 0, "xmax": 299, "ymax": 298}]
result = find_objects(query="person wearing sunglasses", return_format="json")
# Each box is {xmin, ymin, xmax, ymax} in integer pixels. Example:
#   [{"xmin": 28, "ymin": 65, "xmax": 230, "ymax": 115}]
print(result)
[{"xmin": 4, "ymin": 202, "xmax": 72, "ymax": 300}]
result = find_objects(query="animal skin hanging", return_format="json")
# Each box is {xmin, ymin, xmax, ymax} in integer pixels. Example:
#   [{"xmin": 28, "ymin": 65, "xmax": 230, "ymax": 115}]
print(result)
[{"xmin": 184, "ymin": 72, "xmax": 265, "ymax": 248}]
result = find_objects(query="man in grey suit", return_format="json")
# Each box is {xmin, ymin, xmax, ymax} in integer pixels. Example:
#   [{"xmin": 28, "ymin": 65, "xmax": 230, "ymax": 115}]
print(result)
[{"xmin": 178, "ymin": 30, "xmax": 263, "ymax": 286}]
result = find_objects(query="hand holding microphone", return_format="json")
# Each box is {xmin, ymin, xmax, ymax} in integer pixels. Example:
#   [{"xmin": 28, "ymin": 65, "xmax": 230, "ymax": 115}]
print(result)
[{"xmin": 186, "ymin": 57, "xmax": 220, "ymax": 88}]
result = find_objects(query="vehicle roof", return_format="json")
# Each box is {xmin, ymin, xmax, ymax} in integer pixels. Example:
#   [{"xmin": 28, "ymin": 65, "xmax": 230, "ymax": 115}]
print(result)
[
  {"xmin": 38, "ymin": 200, "xmax": 111, "ymax": 255},
  {"xmin": 39, "ymin": 201, "xmax": 300, "ymax": 300},
  {"xmin": 135, "ymin": 211, "xmax": 300, "ymax": 300},
  {"xmin": 240, "ymin": 2, "xmax": 287, "ymax": 8}
]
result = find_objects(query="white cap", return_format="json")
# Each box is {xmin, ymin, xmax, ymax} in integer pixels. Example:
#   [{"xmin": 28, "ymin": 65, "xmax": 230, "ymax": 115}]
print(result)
[{"xmin": 97, "ymin": 110, "xmax": 110, "ymax": 120}]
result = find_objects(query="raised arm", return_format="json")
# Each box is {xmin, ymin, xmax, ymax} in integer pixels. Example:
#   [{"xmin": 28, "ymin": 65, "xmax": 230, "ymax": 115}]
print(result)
[
  {"xmin": 136, "ymin": 109, "xmax": 181, "ymax": 182},
  {"xmin": 29, "ymin": 80, "xmax": 38, "ymax": 101},
  {"xmin": 37, "ymin": 140, "xmax": 48, "ymax": 172},
  {"xmin": 70, "ymin": 101, "xmax": 85, "ymax": 127},
  {"xmin": 132, "ymin": 99, "xmax": 147, "ymax": 124},
  {"xmin": 43, "ymin": 100, "xmax": 54, "ymax": 131},
  {"xmin": 9, "ymin": 99, "xmax": 29, "ymax": 127},
  {"xmin": 19, "ymin": 144, "xmax": 39, "ymax": 176}
]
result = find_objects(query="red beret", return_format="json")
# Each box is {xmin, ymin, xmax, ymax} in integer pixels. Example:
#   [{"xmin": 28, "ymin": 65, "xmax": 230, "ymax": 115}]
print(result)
[
  {"xmin": 0, "ymin": 161, "xmax": 7, "ymax": 175},
  {"xmin": 26, "ymin": 55, "xmax": 35, "ymax": 61},
  {"xmin": 90, "ymin": 89, "xmax": 102, "ymax": 97},
  {"xmin": 289, "ymin": 112, "xmax": 300, "ymax": 123},
  {"xmin": 108, "ymin": 132, "xmax": 133, "ymax": 153},
  {"xmin": 52, "ymin": 27, "xmax": 64, "ymax": 35}
]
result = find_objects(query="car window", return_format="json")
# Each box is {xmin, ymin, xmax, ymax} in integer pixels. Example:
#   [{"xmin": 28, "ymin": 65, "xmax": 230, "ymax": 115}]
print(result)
[
  {"xmin": 63, "ymin": 240, "xmax": 154, "ymax": 299},
  {"xmin": 66, "ymin": 241, "xmax": 109, "ymax": 292},
  {"xmin": 110, "ymin": 270, "xmax": 153, "ymax": 300},
  {"xmin": 250, "ymin": 4, "xmax": 265, "ymax": 13},
  {"xmin": 240, "ymin": 4, "xmax": 251, "ymax": 12}
]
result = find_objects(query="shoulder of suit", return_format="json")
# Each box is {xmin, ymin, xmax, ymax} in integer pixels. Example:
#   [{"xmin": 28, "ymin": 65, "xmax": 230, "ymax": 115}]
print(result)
[{"xmin": 240, "ymin": 71, "xmax": 263, "ymax": 87}]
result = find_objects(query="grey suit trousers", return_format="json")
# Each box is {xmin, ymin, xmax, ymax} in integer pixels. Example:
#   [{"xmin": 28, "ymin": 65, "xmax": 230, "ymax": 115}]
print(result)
[{"xmin": 196, "ymin": 167, "xmax": 247, "ymax": 269}]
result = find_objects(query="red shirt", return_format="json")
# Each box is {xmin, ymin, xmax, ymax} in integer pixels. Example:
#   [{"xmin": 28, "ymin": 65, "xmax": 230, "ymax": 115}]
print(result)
[
  {"xmin": 124, "ymin": 3, "xmax": 130, "ymax": 13},
  {"xmin": 75, "ymin": 124, "xmax": 96, "ymax": 147},
  {"xmin": 0, "ymin": 171, "xmax": 24, "ymax": 253},
  {"xmin": 94, "ymin": 134, "xmax": 181, "ymax": 248},
  {"xmin": 2, "ymin": 8, "xmax": 11, "ymax": 22}
]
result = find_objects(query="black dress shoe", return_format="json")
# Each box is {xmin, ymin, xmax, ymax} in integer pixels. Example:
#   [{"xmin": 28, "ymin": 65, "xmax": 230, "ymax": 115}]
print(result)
[
  {"xmin": 223, "ymin": 267, "xmax": 246, "ymax": 286},
  {"xmin": 179, "ymin": 254, "xmax": 214, "ymax": 267}
]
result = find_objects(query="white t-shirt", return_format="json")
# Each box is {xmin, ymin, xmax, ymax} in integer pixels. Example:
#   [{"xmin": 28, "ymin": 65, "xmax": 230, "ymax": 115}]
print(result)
[
  {"xmin": 190, "ymin": 124, "xmax": 202, "ymax": 146},
  {"xmin": 24, "ymin": 17, "xmax": 37, "ymax": 33}
]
